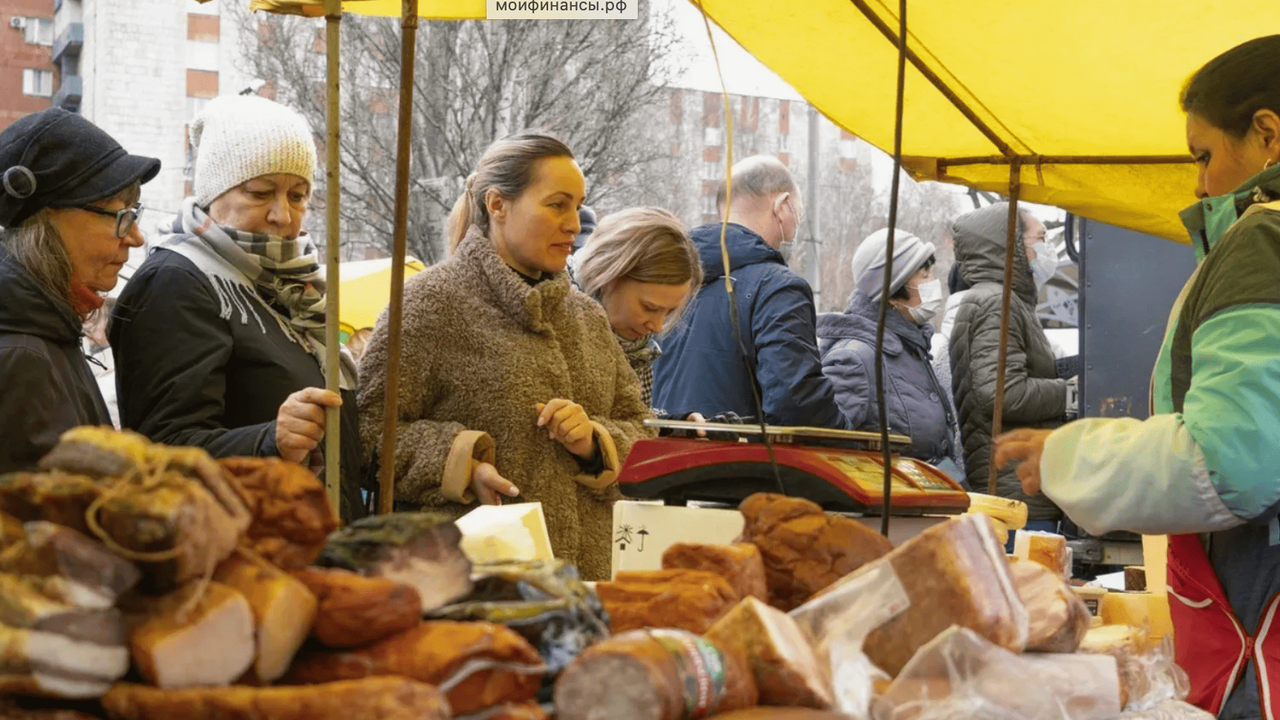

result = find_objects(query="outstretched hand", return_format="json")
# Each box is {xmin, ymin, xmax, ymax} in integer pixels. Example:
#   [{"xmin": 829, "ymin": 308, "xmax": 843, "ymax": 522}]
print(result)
[{"xmin": 993, "ymin": 428, "xmax": 1054, "ymax": 496}]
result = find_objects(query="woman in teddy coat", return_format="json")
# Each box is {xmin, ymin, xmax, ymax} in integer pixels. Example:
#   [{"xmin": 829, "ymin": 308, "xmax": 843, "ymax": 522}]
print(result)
[{"xmin": 358, "ymin": 132, "xmax": 654, "ymax": 580}]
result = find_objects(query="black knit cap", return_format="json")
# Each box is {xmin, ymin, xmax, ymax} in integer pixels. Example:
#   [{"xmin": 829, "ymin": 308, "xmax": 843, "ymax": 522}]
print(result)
[{"xmin": 0, "ymin": 108, "xmax": 161, "ymax": 228}]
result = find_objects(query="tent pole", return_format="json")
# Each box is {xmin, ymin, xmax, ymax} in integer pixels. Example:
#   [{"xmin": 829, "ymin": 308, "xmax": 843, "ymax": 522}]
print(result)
[
  {"xmin": 323, "ymin": 0, "xmax": 342, "ymax": 518},
  {"xmin": 988, "ymin": 159, "xmax": 1023, "ymax": 495},
  {"xmin": 377, "ymin": 0, "xmax": 418, "ymax": 515}
]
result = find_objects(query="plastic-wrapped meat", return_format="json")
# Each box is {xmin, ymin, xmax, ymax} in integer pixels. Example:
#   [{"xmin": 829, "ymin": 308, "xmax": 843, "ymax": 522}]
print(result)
[
  {"xmin": 316, "ymin": 512, "xmax": 473, "ymax": 614},
  {"xmin": 429, "ymin": 559, "xmax": 610, "ymax": 678}
]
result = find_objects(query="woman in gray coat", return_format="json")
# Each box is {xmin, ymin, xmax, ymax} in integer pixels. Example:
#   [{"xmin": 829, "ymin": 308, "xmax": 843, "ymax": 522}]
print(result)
[{"xmin": 817, "ymin": 228, "xmax": 963, "ymax": 481}]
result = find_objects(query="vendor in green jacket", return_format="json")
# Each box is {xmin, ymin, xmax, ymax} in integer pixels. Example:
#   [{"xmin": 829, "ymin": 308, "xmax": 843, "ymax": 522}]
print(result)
[{"xmin": 997, "ymin": 35, "xmax": 1280, "ymax": 719}]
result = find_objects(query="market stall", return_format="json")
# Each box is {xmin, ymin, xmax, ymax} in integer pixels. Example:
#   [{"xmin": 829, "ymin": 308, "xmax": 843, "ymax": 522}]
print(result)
[{"xmin": 0, "ymin": 427, "xmax": 1193, "ymax": 719}]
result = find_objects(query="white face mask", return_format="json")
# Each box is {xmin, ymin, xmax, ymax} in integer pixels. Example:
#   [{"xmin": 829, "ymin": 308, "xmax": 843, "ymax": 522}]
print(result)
[
  {"xmin": 1029, "ymin": 242, "xmax": 1057, "ymax": 289},
  {"xmin": 905, "ymin": 278, "xmax": 944, "ymax": 324}
]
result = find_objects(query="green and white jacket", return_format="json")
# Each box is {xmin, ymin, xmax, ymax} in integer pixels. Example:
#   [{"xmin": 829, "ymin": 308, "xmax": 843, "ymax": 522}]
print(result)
[{"xmin": 1041, "ymin": 166, "xmax": 1280, "ymax": 535}]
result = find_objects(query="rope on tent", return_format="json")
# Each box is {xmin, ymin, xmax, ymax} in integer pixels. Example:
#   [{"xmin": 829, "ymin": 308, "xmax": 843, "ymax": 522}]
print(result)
[
  {"xmin": 873, "ymin": 0, "xmax": 909, "ymax": 539},
  {"xmin": 695, "ymin": 0, "xmax": 785, "ymax": 497},
  {"xmin": 988, "ymin": 160, "xmax": 1023, "ymax": 495}
]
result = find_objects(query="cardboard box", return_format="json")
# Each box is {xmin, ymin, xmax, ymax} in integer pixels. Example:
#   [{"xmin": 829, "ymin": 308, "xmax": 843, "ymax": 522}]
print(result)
[
  {"xmin": 611, "ymin": 501, "xmax": 743, "ymax": 578},
  {"xmin": 610, "ymin": 500, "xmax": 948, "ymax": 578},
  {"xmin": 456, "ymin": 502, "xmax": 554, "ymax": 564}
]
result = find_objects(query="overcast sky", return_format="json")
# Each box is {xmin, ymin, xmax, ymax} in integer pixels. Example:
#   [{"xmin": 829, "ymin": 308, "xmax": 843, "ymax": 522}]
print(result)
[{"xmin": 654, "ymin": 0, "xmax": 1065, "ymax": 225}]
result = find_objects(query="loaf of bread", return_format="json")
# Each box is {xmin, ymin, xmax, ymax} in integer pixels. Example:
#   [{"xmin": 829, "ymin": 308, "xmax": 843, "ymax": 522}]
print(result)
[
  {"xmin": 1010, "ymin": 559, "xmax": 1090, "ymax": 653},
  {"xmin": 554, "ymin": 629, "xmax": 757, "ymax": 720},
  {"xmin": 597, "ymin": 569, "xmax": 740, "ymax": 634},
  {"xmin": 662, "ymin": 543, "xmax": 768, "ymax": 603},
  {"xmin": 283, "ymin": 621, "xmax": 543, "ymax": 716},
  {"xmin": 291, "ymin": 567, "xmax": 421, "ymax": 648},
  {"xmin": 101, "ymin": 677, "xmax": 451, "ymax": 720},
  {"xmin": 219, "ymin": 457, "xmax": 339, "ymax": 571},
  {"xmin": 793, "ymin": 514, "xmax": 1027, "ymax": 677},
  {"xmin": 737, "ymin": 494, "xmax": 893, "ymax": 611},
  {"xmin": 711, "ymin": 711, "xmax": 852, "ymax": 720},
  {"xmin": 704, "ymin": 597, "xmax": 833, "ymax": 708}
]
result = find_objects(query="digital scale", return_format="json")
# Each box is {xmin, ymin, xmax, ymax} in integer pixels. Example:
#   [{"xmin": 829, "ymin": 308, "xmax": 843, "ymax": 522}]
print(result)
[{"xmin": 618, "ymin": 420, "xmax": 971, "ymax": 516}]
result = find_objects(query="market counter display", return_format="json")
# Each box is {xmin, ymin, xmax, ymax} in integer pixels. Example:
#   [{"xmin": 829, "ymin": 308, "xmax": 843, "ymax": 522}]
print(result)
[{"xmin": 0, "ymin": 427, "xmax": 1203, "ymax": 720}]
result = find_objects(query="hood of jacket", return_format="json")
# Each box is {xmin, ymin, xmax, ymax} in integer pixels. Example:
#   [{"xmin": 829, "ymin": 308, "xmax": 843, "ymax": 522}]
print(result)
[
  {"xmin": 816, "ymin": 292, "xmax": 932, "ymax": 357},
  {"xmin": 952, "ymin": 203, "xmax": 1037, "ymax": 305},
  {"xmin": 691, "ymin": 222, "xmax": 786, "ymax": 284},
  {"xmin": 0, "ymin": 243, "xmax": 81, "ymax": 344}
]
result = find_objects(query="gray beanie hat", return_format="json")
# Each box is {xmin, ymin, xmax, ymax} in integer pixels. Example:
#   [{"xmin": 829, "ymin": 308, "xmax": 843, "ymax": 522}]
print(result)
[
  {"xmin": 191, "ymin": 95, "xmax": 316, "ymax": 207},
  {"xmin": 851, "ymin": 228, "xmax": 936, "ymax": 302}
]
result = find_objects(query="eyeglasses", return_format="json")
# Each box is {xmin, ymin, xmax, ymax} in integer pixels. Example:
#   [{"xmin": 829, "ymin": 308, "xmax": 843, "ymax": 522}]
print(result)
[{"xmin": 78, "ymin": 202, "xmax": 144, "ymax": 239}]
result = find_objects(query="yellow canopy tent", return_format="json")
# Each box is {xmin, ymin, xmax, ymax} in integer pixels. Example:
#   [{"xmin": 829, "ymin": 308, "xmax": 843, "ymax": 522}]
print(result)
[
  {"xmin": 337, "ymin": 258, "xmax": 425, "ymax": 339},
  {"xmin": 685, "ymin": 1, "xmax": 1280, "ymax": 243}
]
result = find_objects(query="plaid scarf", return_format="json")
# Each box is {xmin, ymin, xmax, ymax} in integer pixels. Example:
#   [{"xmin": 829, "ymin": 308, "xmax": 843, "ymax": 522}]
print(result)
[
  {"xmin": 163, "ymin": 197, "xmax": 355, "ymax": 389},
  {"xmin": 617, "ymin": 333, "xmax": 661, "ymax": 408}
]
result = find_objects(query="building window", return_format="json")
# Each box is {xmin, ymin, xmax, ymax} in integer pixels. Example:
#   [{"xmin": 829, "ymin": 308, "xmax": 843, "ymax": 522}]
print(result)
[
  {"xmin": 23, "ymin": 18, "xmax": 54, "ymax": 46},
  {"xmin": 22, "ymin": 69, "xmax": 54, "ymax": 98}
]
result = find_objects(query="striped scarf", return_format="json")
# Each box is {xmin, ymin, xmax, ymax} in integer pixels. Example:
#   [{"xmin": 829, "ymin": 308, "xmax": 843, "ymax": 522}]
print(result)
[
  {"xmin": 617, "ymin": 333, "xmax": 661, "ymax": 408},
  {"xmin": 163, "ymin": 197, "xmax": 355, "ymax": 389}
]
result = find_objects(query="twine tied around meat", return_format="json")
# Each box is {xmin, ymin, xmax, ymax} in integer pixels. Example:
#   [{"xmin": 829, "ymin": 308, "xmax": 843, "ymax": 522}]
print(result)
[{"xmin": 83, "ymin": 449, "xmax": 251, "ymax": 622}]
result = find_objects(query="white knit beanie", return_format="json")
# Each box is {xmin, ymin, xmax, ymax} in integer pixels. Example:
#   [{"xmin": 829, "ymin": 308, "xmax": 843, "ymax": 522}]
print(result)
[
  {"xmin": 851, "ymin": 228, "xmax": 936, "ymax": 302},
  {"xmin": 191, "ymin": 95, "xmax": 316, "ymax": 208}
]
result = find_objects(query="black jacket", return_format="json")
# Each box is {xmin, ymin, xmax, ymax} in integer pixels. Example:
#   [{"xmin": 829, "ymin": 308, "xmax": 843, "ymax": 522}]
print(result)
[
  {"xmin": 109, "ymin": 247, "xmax": 367, "ymax": 520},
  {"xmin": 652, "ymin": 223, "xmax": 848, "ymax": 428},
  {"xmin": 949, "ymin": 204, "xmax": 1066, "ymax": 520},
  {"xmin": 0, "ymin": 244, "xmax": 110, "ymax": 473}
]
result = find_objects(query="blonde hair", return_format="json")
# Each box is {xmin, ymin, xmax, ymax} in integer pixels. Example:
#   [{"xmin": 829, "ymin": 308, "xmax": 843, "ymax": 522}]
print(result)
[
  {"xmin": 447, "ymin": 131, "xmax": 575, "ymax": 252},
  {"xmin": 576, "ymin": 207, "xmax": 702, "ymax": 330}
]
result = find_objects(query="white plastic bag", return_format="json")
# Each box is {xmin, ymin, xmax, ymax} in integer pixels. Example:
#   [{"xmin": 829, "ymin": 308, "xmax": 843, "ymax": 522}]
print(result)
[{"xmin": 872, "ymin": 626, "xmax": 1122, "ymax": 720}]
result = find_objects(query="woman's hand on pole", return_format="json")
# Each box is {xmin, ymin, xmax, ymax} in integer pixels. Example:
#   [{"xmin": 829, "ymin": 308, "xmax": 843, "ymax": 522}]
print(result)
[
  {"xmin": 536, "ymin": 399, "xmax": 595, "ymax": 459},
  {"xmin": 471, "ymin": 461, "xmax": 519, "ymax": 505},
  {"xmin": 685, "ymin": 412, "xmax": 709, "ymax": 438},
  {"xmin": 275, "ymin": 387, "xmax": 342, "ymax": 465},
  {"xmin": 993, "ymin": 428, "xmax": 1054, "ymax": 496}
]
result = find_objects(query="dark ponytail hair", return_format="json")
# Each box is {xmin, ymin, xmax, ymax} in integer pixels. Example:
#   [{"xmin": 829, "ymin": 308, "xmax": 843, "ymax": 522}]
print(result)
[
  {"xmin": 1181, "ymin": 35, "xmax": 1280, "ymax": 138},
  {"xmin": 447, "ymin": 131, "xmax": 575, "ymax": 253}
]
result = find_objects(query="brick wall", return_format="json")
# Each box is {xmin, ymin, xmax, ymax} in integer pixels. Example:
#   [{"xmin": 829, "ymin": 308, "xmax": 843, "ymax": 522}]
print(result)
[{"xmin": 0, "ymin": 0, "xmax": 55, "ymax": 132}]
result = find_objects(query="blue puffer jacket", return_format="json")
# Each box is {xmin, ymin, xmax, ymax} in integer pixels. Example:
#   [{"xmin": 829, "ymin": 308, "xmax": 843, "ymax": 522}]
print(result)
[
  {"xmin": 652, "ymin": 223, "xmax": 848, "ymax": 428},
  {"xmin": 817, "ymin": 292, "xmax": 958, "ymax": 469}
]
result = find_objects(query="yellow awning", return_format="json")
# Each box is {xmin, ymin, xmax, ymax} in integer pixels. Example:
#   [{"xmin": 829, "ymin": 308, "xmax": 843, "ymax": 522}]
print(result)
[
  {"xmin": 689, "ymin": 1, "xmax": 1280, "ymax": 243},
  {"xmin": 246, "ymin": 0, "xmax": 484, "ymax": 18},
  {"xmin": 337, "ymin": 258, "xmax": 426, "ymax": 336}
]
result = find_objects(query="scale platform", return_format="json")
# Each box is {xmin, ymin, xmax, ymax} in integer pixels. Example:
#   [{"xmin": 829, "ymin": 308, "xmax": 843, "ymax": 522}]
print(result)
[{"xmin": 618, "ymin": 420, "xmax": 970, "ymax": 516}]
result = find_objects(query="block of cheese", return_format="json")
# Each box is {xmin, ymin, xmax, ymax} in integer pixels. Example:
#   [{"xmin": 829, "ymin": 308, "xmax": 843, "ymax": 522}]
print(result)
[
  {"xmin": 704, "ymin": 596, "xmax": 833, "ymax": 708},
  {"xmin": 597, "ymin": 569, "xmax": 740, "ymax": 634},
  {"xmin": 1009, "ymin": 559, "xmax": 1090, "ymax": 653},
  {"xmin": 738, "ymin": 493, "xmax": 893, "ymax": 611},
  {"xmin": 1101, "ymin": 592, "xmax": 1173, "ymax": 648},
  {"xmin": 128, "ymin": 581, "xmax": 255, "ymax": 688},
  {"xmin": 792, "ymin": 514, "xmax": 1027, "ymax": 677},
  {"xmin": 965, "ymin": 493, "xmax": 1028, "ymax": 531},
  {"xmin": 1013, "ymin": 531, "xmax": 1070, "ymax": 578},
  {"xmin": 661, "ymin": 543, "xmax": 768, "ymax": 603},
  {"xmin": 1078, "ymin": 625, "xmax": 1150, "ymax": 708},
  {"xmin": 212, "ymin": 549, "xmax": 317, "ymax": 682}
]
